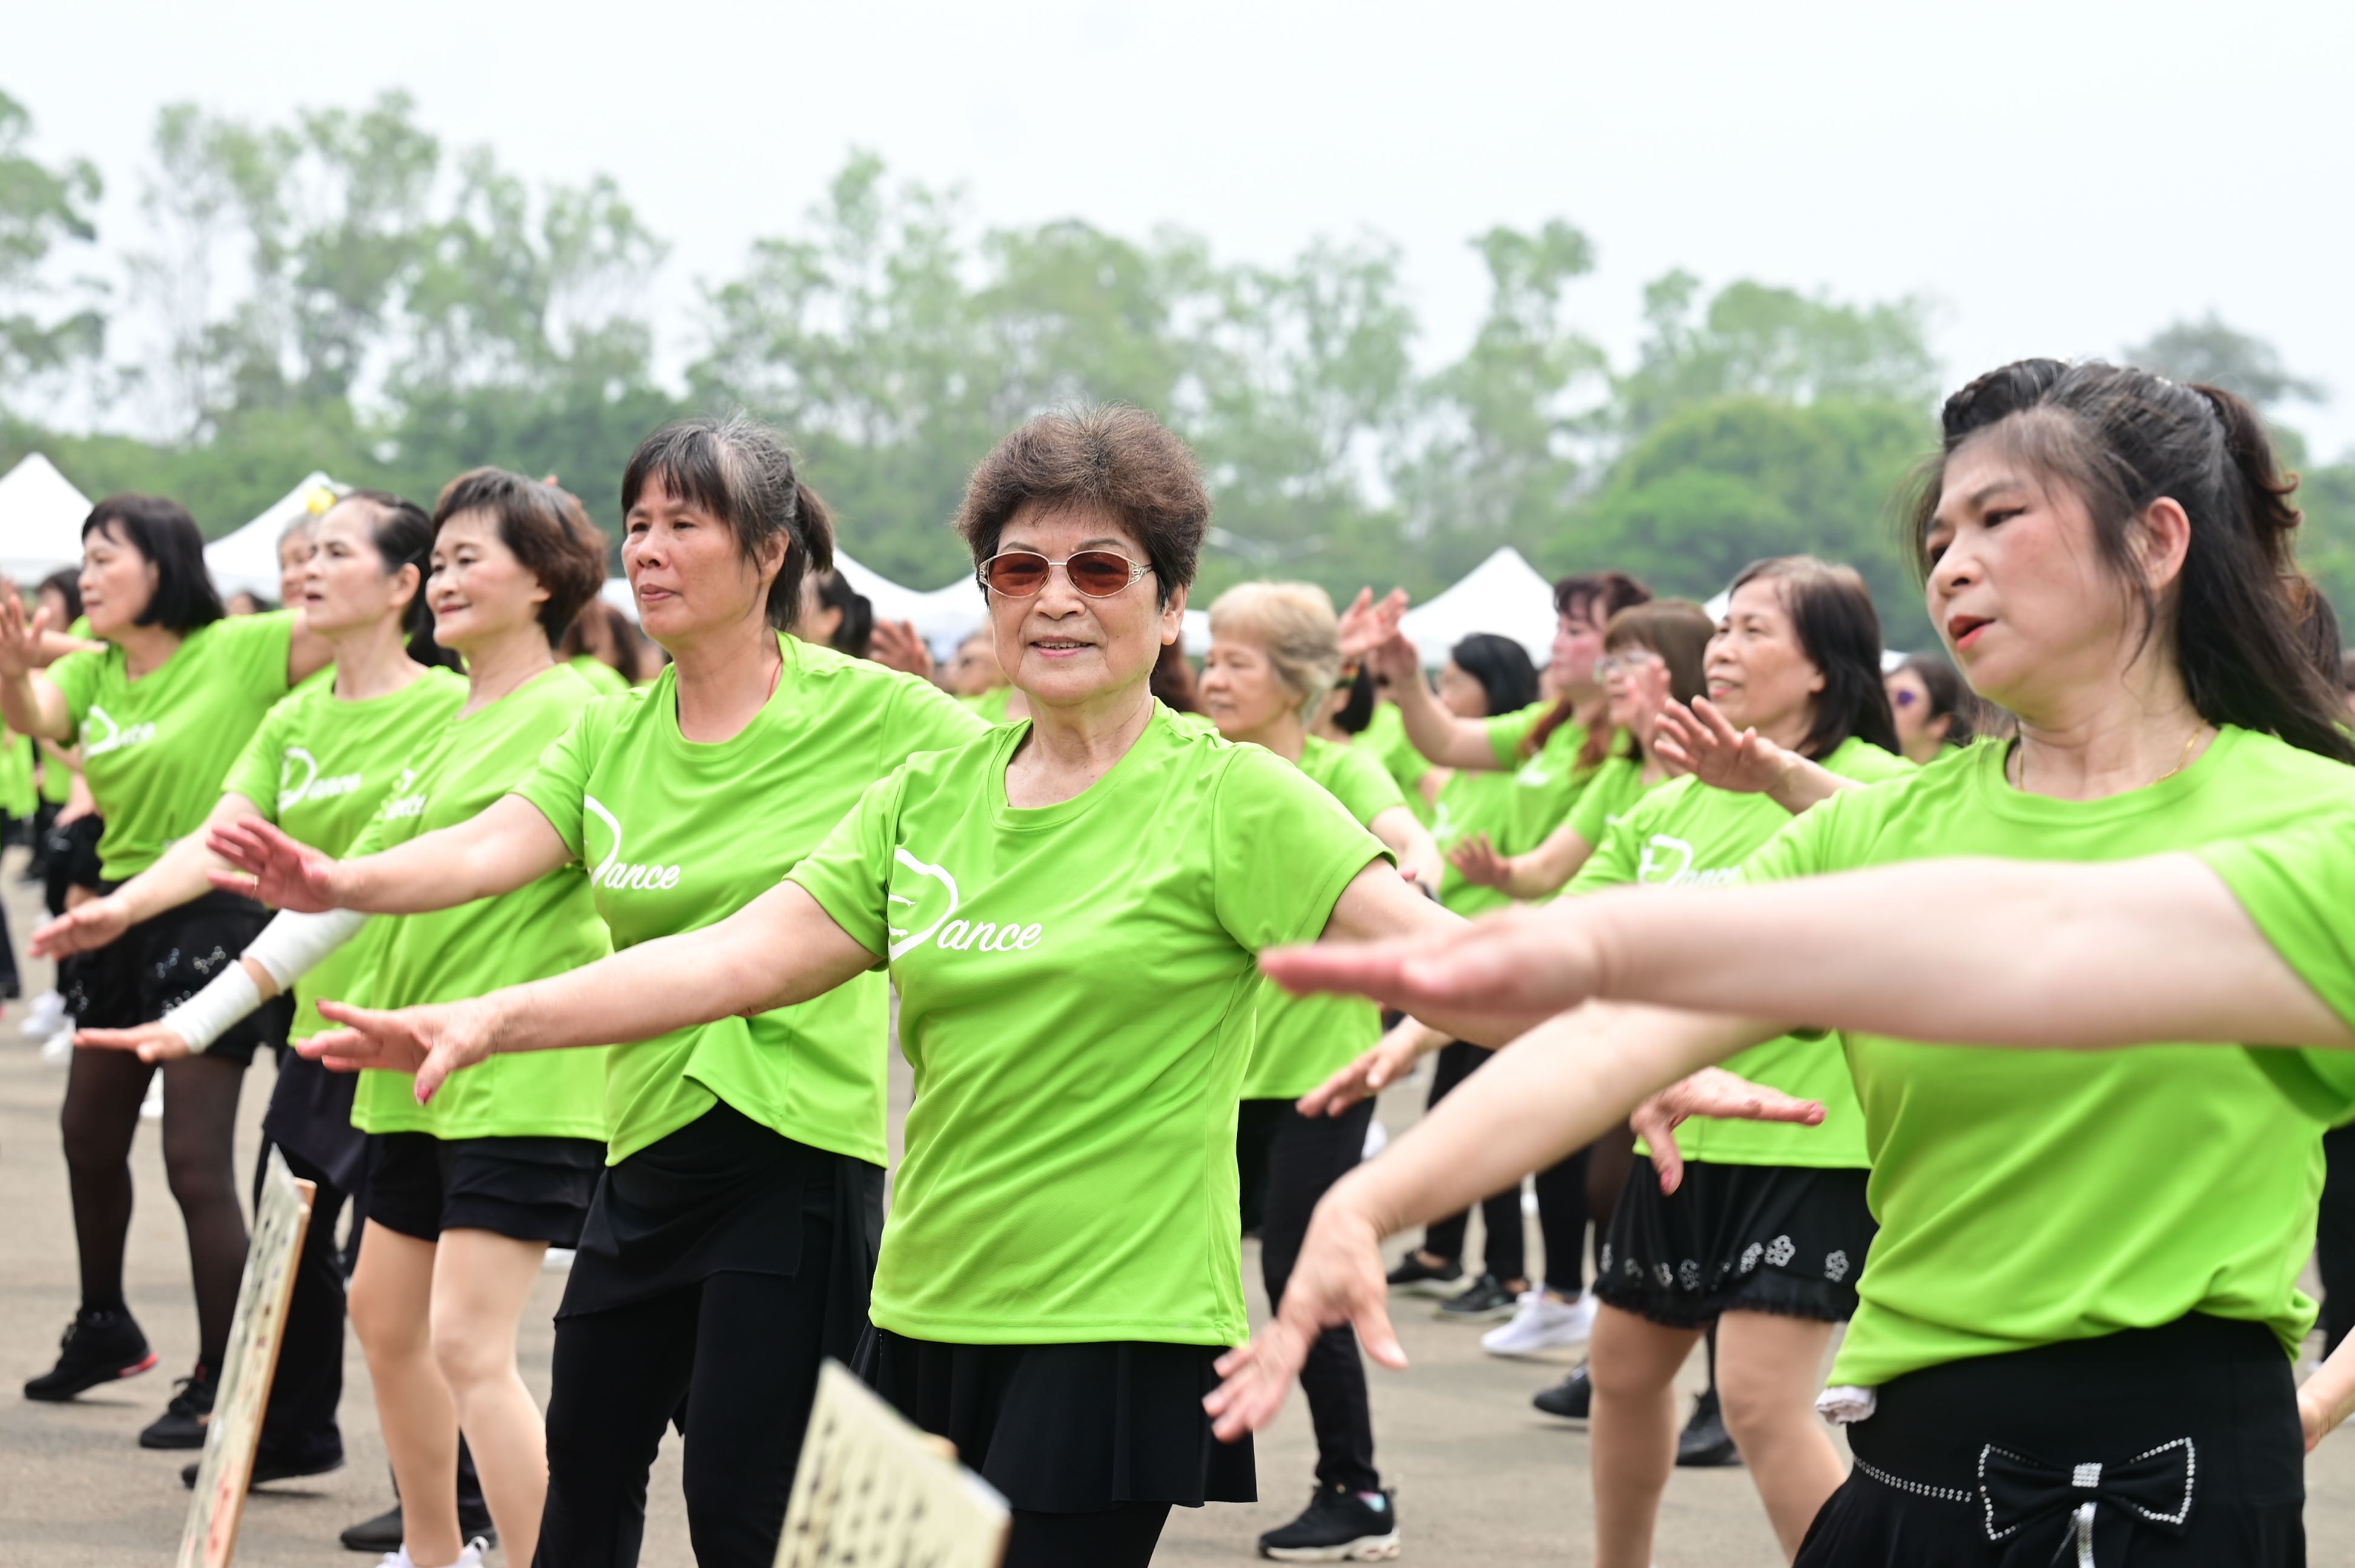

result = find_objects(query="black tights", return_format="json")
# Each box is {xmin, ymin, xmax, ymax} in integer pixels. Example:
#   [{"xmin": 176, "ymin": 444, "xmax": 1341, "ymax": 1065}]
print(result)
[
  {"xmin": 1006, "ymin": 1502, "xmax": 1172, "ymax": 1567},
  {"xmin": 61, "ymin": 1045, "xmax": 248, "ymax": 1369},
  {"xmin": 1419, "ymin": 1041, "xmax": 1524, "ymax": 1280},
  {"xmin": 1255, "ymin": 1098, "xmax": 1381, "ymax": 1494}
]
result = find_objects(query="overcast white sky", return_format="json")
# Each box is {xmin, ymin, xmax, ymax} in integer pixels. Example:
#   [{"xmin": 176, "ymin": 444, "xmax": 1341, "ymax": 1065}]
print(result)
[{"xmin": 17, "ymin": 0, "xmax": 2355, "ymax": 452}]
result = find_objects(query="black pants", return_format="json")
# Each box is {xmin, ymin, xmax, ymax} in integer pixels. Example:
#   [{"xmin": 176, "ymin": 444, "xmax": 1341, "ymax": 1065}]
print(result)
[
  {"xmin": 2320, "ymin": 1124, "xmax": 2355, "ymax": 1357},
  {"xmin": 1005, "ymin": 1503, "xmax": 1172, "ymax": 1567},
  {"xmin": 1418, "ymin": 1041, "xmax": 1524, "ymax": 1281},
  {"xmin": 1533, "ymin": 1145, "xmax": 1593, "ymax": 1296},
  {"xmin": 535, "ymin": 1267, "xmax": 834, "ymax": 1568},
  {"xmin": 1245, "ymin": 1097, "xmax": 1381, "ymax": 1494},
  {"xmin": 252, "ymin": 1139, "xmax": 348, "ymax": 1466}
]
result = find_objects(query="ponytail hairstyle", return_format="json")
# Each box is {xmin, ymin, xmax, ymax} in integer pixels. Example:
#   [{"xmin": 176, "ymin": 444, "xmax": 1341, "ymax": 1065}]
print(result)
[
  {"xmin": 1448, "ymin": 633, "xmax": 1540, "ymax": 719},
  {"xmin": 342, "ymin": 489, "xmax": 461, "ymax": 671},
  {"xmin": 621, "ymin": 414, "xmax": 834, "ymax": 633},
  {"xmin": 1331, "ymin": 665, "xmax": 1378, "ymax": 735},
  {"xmin": 1906, "ymin": 358, "xmax": 2355, "ymax": 765},
  {"xmin": 1726, "ymin": 555, "xmax": 1902, "ymax": 760},
  {"xmin": 1531, "ymin": 570, "xmax": 1652, "ymax": 766}
]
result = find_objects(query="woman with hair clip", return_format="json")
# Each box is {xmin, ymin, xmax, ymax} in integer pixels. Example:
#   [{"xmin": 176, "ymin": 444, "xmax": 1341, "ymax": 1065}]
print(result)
[
  {"xmin": 0, "ymin": 495, "xmax": 332, "ymax": 1447},
  {"xmin": 258, "ymin": 406, "xmax": 1505, "ymax": 1568},
  {"xmin": 36, "ymin": 490, "xmax": 465, "ymax": 1495},
  {"xmin": 202, "ymin": 418, "xmax": 983, "ymax": 1568},
  {"xmin": 1218, "ymin": 360, "xmax": 2355, "ymax": 1567},
  {"xmin": 1200, "ymin": 580, "xmax": 1442, "ymax": 1562}
]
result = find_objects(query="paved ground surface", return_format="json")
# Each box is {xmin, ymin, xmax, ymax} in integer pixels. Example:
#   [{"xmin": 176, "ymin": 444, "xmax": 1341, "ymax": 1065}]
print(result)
[{"xmin": 1, "ymin": 845, "xmax": 2351, "ymax": 1565}]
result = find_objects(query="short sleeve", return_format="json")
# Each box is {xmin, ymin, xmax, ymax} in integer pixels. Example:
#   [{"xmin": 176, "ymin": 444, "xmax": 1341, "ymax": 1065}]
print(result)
[
  {"xmin": 219, "ymin": 697, "xmax": 293, "ymax": 816},
  {"xmin": 46, "ymin": 650, "xmax": 101, "ymax": 735},
  {"xmin": 1563, "ymin": 768, "xmax": 1620, "ymax": 849},
  {"xmin": 2199, "ymin": 826, "xmax": 2355, "ymax": 1035},
  {"xmin": 783, "ymin": 768, "xmax": 905, "ymax": 962},
  {"xmin": 1323, "ymin": 745, "xmax": 1410, "ymax": 828},
  {"xmin": 1212, "ymin": 746, "xmax": 1388, "ymax": 952},
  {"xmin": 1482, "ymin": 701, "xmax": 1544, "ymax": 769},
  {"xmin": 885, "ymin": 671, "xmax": 991, "ymax": 765},
  {"xmin": 1736, "ymin": 788, "xmax": 1849, "ymax": 887},
  {"xmin": 509, "ymin": 703, "xmax": 604, "ymax": 858},
  {"xmin": 1565, "ymin": 807, "xmax": 1645, "ymax": 895},
  {"xmin": 218, "ymin": 610, "xmax": 298, "ymax": 702}
]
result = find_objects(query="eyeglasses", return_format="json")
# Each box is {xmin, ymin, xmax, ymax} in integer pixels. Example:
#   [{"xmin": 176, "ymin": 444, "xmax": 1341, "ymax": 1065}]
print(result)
[
  {"xmin": 977, "ymin": 550, "xmax": 1155, "ymax": 599},
  {"xmin": 1597, "ymin": 650, "xmax": 1662, "ymax": 677}
]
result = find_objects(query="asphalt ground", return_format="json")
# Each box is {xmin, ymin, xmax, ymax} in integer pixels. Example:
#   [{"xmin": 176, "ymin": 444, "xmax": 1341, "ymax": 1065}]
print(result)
[{"xmin": 1, "ymin": 845, "xmax": 2350, "ymax": 1565}]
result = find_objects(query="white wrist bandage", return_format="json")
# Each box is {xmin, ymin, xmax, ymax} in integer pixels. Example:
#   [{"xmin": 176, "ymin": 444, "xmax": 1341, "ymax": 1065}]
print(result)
[
  {"xmin": 159, "ymin": 964, "xmax": 263, "ymax": 1054},
  {"xmin": 244, "ymin": 907, "xmax": 368, "ymax": 992}
]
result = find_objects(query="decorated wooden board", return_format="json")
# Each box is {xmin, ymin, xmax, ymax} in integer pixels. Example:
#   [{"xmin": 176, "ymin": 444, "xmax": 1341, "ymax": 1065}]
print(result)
[{"xmin": 775, "ymin": 1359, "xmax": 1011, "ymax": 1568}]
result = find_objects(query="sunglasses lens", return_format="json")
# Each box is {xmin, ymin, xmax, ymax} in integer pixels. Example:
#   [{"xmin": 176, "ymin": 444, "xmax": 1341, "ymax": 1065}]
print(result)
[
  {"xmin": 1068, "ymin": 552, "xmax": 1134, "ymax": 596},
  {"xmin": 987, "ymin": 553, "xmax": 1051, "ymax": 595}
]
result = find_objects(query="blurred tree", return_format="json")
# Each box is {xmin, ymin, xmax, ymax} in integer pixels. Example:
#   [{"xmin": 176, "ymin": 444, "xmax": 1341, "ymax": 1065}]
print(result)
[
  {"xmin": 2125, "ymin": 312, "xmax": 2326, "ymax": 415},
  {"xmin": 0, "ymin": 90, "xmax": 105, "ymax": 415}
]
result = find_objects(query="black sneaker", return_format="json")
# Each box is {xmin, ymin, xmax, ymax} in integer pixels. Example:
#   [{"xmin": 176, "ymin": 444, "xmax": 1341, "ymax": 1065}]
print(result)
[
  {"xmin": 182, "ymin": 1449, "xmax": 345, "ymax": 1489},
  {"xmin": 1675, "ymin": 1386, "xmax": 1742, "ymax": 1468},
  {"xmin": 139, "ymin": 1365, "xmax": 217, "ymax": 1449},
  {"xmin": 1257, "ymin": 1484, "xmax": 1401, "ymax": 1561},
  {"xmin": 1383, "ymin": 1253, "xmax": 1464, "ymax": 1297},
  {"xmin": 1532, "ymin": 1364, "xmax": 1591, "ymax": 1421},
  {"xmin": 22, "ymin": 1307, "xmax": 157, "ymax": 1401},
  {"xmin": 1435, "ymin": 1273, "xmax": 1518, "ymax": 1320},
  {"xmin": 339, "ymin": 1504, "xmax": 497, "ymax": 1555}
]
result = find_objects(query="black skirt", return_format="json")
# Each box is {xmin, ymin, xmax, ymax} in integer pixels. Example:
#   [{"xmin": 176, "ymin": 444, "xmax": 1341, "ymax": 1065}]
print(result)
[
  {"xmin": 1593, "ymin": 1159, "xmax": 1873, "ymax": 1329},
  {"xmin": 64, "ymin": 883, "xmax": 291, "ymax": 1067},
  {"xmin": 1799, "ymin": 1313, "xmax": 2305, "ymax": 1567},
  {"xmin": 558, "ymin": 1101, "xmax": 884, "ymax": 1373},
  {"xmin": 365, "ymin": 1131, "xmax": 604, "ymax": 1247},
  {"xmin": 262, "ymin": 1050, "xmax": 367, "ymax": 1194},
  {"xmin": 857, "ymin": 1329, "xmax": 1256, "ymax": 1514}
]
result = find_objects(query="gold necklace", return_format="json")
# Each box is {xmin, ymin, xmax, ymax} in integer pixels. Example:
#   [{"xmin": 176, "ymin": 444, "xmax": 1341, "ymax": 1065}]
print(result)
[{"xmin": 2010, "ymin": 724, "xmax": 2208, "ymax": 794}]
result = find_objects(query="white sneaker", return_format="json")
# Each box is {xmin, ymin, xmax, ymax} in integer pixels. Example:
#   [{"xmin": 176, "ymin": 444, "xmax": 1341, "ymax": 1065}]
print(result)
[
  {"xmin": 41, "ymin": 1026, "xmax": 74, "ymax": 1064},
  {"xmin": 378, "ymin": 1540, "xmax": 490, "ymax": 1568},
  {"xmin": 1481, "ymin": 1290, "xmax": 1597, "ymax": 1357},
  {"xmin": 19, "ymin": 990, "xmax": 65, "ymax": 1037},
  {"xmin": 140, "ymin": 1076, "xmax": 163, "ymax": 1119},
  {"xmin": 1360, "ymin": 1119, "xmax": 1389, "ymax": 1161},
  {"xmin": 543, "ymin": 1247, "xmax": 576, "ymax": 1271}
]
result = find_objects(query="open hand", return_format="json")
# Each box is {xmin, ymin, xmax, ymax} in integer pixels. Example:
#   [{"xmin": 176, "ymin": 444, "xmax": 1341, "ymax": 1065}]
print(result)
[
  {"xmin": 31, "ymin": 895, "xmax": 131, "ymax": 959},
  {"xmin": 1446, "ymin": 833, "xmax": 1513, "ymax": 890},
  {"xmin": 1297, "ymin": 1020, "xmax": 1435, "ymax": 1119},
  {"xmin": 0, "ymin": 587, "xmax": 53, "ymax": 681},
  {"xmin": 1653, "ymin": 698, "xmax": 1796, "ymax": 796},
  {"xmin": 1336, "ymin": 588, "xmax": 1410, "ymax": 663},
  {"xmin": 206, "ymin": 817, "xmax": 344, "ymax": 911},
  {"xmin": 302, "ymin": 998, "xmax": 500, "ymax": 1102},
  {"xmin": 1206, "ymin": 1203, "xmax": 1401, "ymax": 1441},
  {"xmin": 868, "ymin": 619, "xmax": 934, "ymax": 680},
  {"xmin": 1632, "ymin": 1067, "xmax": 1826, "ymax": 1194},
  {"xmin": 75, "ymin": 1021, "xmax": 195, "ymax": 1064},
  {"xmin": 1262, "ymin": 900, "xmax": 1605, "ymax": 1022}
]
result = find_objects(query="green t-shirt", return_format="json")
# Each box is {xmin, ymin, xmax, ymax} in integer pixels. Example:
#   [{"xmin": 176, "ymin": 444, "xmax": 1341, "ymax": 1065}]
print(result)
[
  {"xmin": 36, "ymin": 739, "xmax": 73, "ymax": 805},
  {"xmin": 1573, "ymin": 737, "xmax": 1914, "ymax": 1169},
  {"xmin": 0, "ymin": 732, "xmax": 35, "ymax": 819},
  {"xmin": 217, "ymin": 668, "xmax": 469, "ymax": 1043},
  {"xmin": 344, "ymin": 665, "xmax": 615, "ymax": 1142},
  {"xmin": 1241, "ymin": 736, "xmax": 1407, "ymax": 1100},
  {"xmin": 566, "ymin": 653, "xmax": 633, "ymax": 697},
  {"xmin": 788, "ymin": 705, "xmax": 1387, "ymax": 1346},
  {"xmin": 1742, "ymin": 728, "xmax": 2355, "ymax": 1385},
  {"xmin": 48, "ymin": 611, "xmax": 296, "ymax": 879},
  {"xmin": 2193, "ymin": 822, "xmax": 2355, "ymax": 1121},
  {"xmin": 1560, "ymin": 748, "xmax": 1654, "ymax": 854},
  {"xmin": 1429, "ymin": 763, "xmax": 1521, "ymax": 918},
  {"xmin": 512, "ymin": 635, "xmax": 987, "ymax": 1166},
  {"xmin": 959, "ymin": 686, "xmax": 1016, "ymax": 725},
  {"xmin": 1486, "ymin": 700, "xmax": 1596, "ymax": 849},
  {"xmin": 1358, "ymin": 702, "xmax": 1436, "ymax": 825}
]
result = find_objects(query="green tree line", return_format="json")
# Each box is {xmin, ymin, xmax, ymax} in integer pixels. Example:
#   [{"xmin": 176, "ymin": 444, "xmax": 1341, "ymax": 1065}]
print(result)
[{"xmin": 4, "ymin": 88, "xmax": 2350, "ymax": 650}]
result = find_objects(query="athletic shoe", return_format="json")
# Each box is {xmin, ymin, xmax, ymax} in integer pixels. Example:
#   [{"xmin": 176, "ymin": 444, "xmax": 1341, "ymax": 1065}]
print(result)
[
  {"xmin": 140, "ymin": 1076, "xmax": 164, "ymax": 1119},
  {"xmin": 1480, "ymin": 1290, "xmax": 1596, "ymax": 1356},
  {"xmin": 1257, "ymin": 1486, "xmax": 1401, "ymax": 1561},
  {"xmin": 340, "ymin": 1506, "xmax": 498, "ymax": 1555},
  {"xmin": 138, "ymin": 1365, "xmax": 217, "ymax": 1449},
  {"xmin": 1435, "ymin": 1273, "xmax": 1519, "ymax": 1320},
  {"xmin": 41, "ymin": 1026, "xmax": 74, "ymax": 1064},
  {"xmin": 18, "ymin": 990, "xmax": 65, "ymax": 1038},
  {"xmin": 373, "ymin": 1541, "xmax": 491, "ymax": 1568},
  {"xmin": 1382, "ymin": 1254, "xmax": 1464, "ymax": 1296},
  {"xmin": 1359, "ymin": 1119, "xmax": 1389, "ymax": 1161},
  {"xmin": 1676, "ymin": 1387, "xmax": 1742, "ymax": 1468},
  {"xmin": 182, "ymin": 1449, "xmax": 345, "ymax": 1489},
  {"xmin": 22, "ymin": 1307, "xmax": 157, "ymax": 1400},
  {"xmin": 1531, "ymin": 1365, "xmax": 1591, "ymax": 1421}
]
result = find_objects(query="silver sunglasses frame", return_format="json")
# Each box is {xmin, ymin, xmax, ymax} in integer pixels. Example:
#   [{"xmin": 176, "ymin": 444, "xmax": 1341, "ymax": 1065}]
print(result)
[{"xmin": 975, "ymin": 550, "xmax": 1155, "ymax": 599}]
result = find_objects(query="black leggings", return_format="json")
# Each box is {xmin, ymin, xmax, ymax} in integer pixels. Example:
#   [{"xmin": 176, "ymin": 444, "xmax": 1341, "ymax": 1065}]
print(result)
[
  {"xmin": 1006, "ymin": 1502, "xmax": 1172, "ymax": 1567},
  {"xmin": 60, "ymin": 1045, "xmax": 247, "ymax": 1369},
  {"xmin": 2320, "ymin": 1124, "xmax": 2355, "ymax": 1357},
  {"xmin": 254, "ymin": 1141, "xmax": 348, "ymax": 1464},
  {"xmin": 1250, "ymin": 1096, "xmax": 1380, "ymax": 1494},
  {"xmin": 535, "ymin": 1268, "xmax": 834, "ymax": 1568},
  {"xmin": 1418, "ymin": 1041, "xmax": 1524, "ymax": 1281}
]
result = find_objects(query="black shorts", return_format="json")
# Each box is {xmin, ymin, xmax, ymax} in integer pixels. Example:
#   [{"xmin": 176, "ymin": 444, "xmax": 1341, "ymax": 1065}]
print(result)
[
  {"xmin": 1800, "ymin": 1313, "xmax": 2304, "ymax": 1566},
  {"xmin": 366, "ymin": 1132, "xmax": 604, "ymax": 1247},
  {"xmin": 1593, "ymin": 1159, "xmax": 1874, "ymax": 1329},
  {"xmin": 63, "ymin": 884, "xmax": 291, "ymax": 1067}
]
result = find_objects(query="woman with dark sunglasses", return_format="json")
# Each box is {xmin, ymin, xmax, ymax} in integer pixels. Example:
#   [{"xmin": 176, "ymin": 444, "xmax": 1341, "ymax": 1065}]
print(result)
[
  {"xmin": 260, "ymin": 406, "xmax": 1502, "ymax": 1568},
  {"xmin": 197, "ymin": 417, "xmax": 983, "ymax": 1568}
]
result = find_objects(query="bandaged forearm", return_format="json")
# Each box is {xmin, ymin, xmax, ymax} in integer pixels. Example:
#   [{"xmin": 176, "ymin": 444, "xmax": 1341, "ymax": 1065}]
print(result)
[{"xmin": 157, "ymin": 908, "xmax": 369, "ymax": 1053}]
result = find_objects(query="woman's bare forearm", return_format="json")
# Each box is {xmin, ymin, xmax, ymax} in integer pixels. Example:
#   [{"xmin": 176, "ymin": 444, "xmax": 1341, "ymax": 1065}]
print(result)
[
  {"xmin": 1392, "ymin": 674, "xmax": 1498, "ymax": 771},
  {"xmin": 337, "ymin": 795, "xmax": 572, "ymax": 912}
]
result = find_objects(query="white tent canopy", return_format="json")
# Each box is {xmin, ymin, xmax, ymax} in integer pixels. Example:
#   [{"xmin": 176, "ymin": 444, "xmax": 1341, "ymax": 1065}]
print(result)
[
  {"xmin": 1397, "ymin": 546, "xmax": 1557, "ymax": 668},
  {"xmin": 0, "ymin": 454, "xmax": 95, "ymax": 582},
  {"xmin": 205, "ymin": 472, "xmax": 342, "ymax": 599}
]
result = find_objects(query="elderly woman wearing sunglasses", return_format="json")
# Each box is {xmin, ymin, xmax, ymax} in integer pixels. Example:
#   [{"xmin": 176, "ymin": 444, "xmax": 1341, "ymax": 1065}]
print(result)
[{"xmin": 248, "ymin": 406, "xmax": 1511, "ymax": 1568}]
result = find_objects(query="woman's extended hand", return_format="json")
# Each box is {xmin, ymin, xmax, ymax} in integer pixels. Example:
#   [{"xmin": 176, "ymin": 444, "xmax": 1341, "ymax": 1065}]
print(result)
[
  {"xmin": 1445, "ymin": 833, "xmax": 1513, "ymax": 891},
  {"xmin": 74, "ymin": 1021, "xmax": 196, "ymax": 1064},
  {"xmin": 206, "ymin": 817, "xmax": 345, "ymax": 911},
  {"xmin": 31, "ymin": 895, "xmax": 132, "ymax": 959},
  {"xmin": 302, "ymin": 998, "xmax": 501, "ymax": 1102},
  {"xmin": 1336, "ymin": 587, "xmax": 1409, "ymax": 662},
  {"xmin": 1263, "ymin": 901, "xmax": 1605, "ymax": 1021},
  {"xmin": 0, "ymin": 585, "xmax": 50, "ymax": 681},
  {"xmin": 1630, "ymin": 1067, "xmax": 1826, "ymax": 1194},
  {"xmin": 1652, "ymin": 697, "xmax": 1796, "ymax": 796},
  {"xmin": 1206, "ymin": 1201, "xmax": 1402, "ymax": 1441},
  {"xmin": 1297, "ymin": 1018, "xmax": 1440, "ymax": 1118},
  {"xmin": 868, "ymin": 619, "xmax": 934, "ymax": 680}
]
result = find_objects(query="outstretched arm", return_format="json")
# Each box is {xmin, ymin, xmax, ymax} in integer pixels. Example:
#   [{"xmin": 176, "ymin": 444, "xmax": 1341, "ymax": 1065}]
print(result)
[
  {"xmin": 208, "ymin": 794, "xmax": 573, "ymax": 914},
  {"xmin": 0, "ymin": 593, "xmax": 71, "ymax": 741},
  {"xmin": 1651, "ymin": 698, "xmax": 1855, "ymax": 815},
  {"xmin": 1450, "ymin": 820, "xmax": 1595, "ymax": 900},
  {"xmin": 301, "ymin": 880, "xmax": 879, "ymax": 1102},
  {"xmin": 35, "ymin": 791, "xmax": 264, "ymax": 957},
  {"xmin": 1368, "ymin": 634, "xmax": 1502, "ymax": 772},
  {"xmin": 1263, "ymin": 854, "xmax": 2355, "ymax": 1052}
]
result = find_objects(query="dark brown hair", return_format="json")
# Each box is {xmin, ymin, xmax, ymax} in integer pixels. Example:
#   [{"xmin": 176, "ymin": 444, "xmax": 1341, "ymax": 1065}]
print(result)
[
  {"xmin": 1905, "ymin": 358, "xmax": 2355, "ymax": 765},
  {"xmin": 81, "ymin": 495, "xmax": 224, "ymax": 633},
  {"xmin": 1725, "ymin": 556, "xmax": 1901, "ymax": 760},
  {"xmin": 1896, "ymin": 652, "xmax": 1977, "ymax": 749},
  {"xmin": 1531, "ymin": 570, "xmax": 1654, "ymax": 765},
  {"xmin": 432, "ymin": 469, "xmax": 609, "ymax": 644},
  {"xmin": 622, "ymin": 415, "xmax": 834, "ymax": 633},
  {"xmin": 342, "ymin": 488, "xmax": 462, "ymax": 672},
  {"xmin": 1604, "ymin": 599, "xmax": 1711, "ymax": 763},
  {"xmin": 957, "ymin": 406, "xmax": 1206, "ymax": 608}
]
